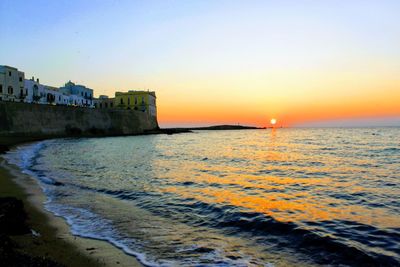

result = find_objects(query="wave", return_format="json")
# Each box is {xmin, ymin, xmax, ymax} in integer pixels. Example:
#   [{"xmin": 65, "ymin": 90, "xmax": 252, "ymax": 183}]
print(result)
[
  {"xmin": 58, "ymin": 184, "xmax": 400, "ymax": 266},
  {"xmin": 215, "ymin": 211, "xmax": 400, "ymax": 266},
  {"xmin": 4, "ymin": 133, "xmax": 400, "ymax": 266},
  {"xmin": 4, "ymin": 143, "xmax": 266, "ymax": 266},
  {"xmin": 44, "ymin": 203, "xmax": 160, "ymax": 267},
  {"xmin": 4, "ymin": 141, "xmax": 46, "ymax": 170},
  {"xmin": 3, "ymin": 142, "xmax": 162, "ymax": 267}
]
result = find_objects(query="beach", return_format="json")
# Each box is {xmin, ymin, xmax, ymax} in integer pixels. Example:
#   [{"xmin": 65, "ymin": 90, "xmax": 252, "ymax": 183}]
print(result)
[
  {"xmin": 1, "ymin": 129, "xmax": 399, "ymax": 266},
  {"xmin": 0, "ymin": 139, "xmax": 143, "ymax": 267},
  {"xmin": 2, "ymin": 0, "xmax": 399, "ymax": 265}
]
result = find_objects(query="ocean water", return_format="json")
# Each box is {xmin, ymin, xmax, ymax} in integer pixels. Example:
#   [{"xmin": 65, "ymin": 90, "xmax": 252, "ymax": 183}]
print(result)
[{"xmin": 4, "ymin": 128, "xmax": 400, "ymax": 266}]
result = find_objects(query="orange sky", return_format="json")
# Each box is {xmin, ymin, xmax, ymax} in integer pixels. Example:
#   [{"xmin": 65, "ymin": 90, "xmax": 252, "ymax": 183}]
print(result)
[
  {"xmin": 2, "ymin": 1, "xmax": 400, "ymax": 127},
  {"xmin": 155, "ymin": 69, "xmax": 400, "ymax": 127}
]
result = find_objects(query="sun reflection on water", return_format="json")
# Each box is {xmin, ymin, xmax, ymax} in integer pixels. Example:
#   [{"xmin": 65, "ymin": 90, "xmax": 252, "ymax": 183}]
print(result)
[
  {"xmin": 154, "ymin": 128, "xmax": 400, "ymax": 228},
  {"xmin": 31, "ymin": 128, "xmax": 400, "ymax": 265}
]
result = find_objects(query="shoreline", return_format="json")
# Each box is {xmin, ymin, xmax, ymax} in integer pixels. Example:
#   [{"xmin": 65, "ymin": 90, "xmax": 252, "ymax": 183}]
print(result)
[
  {"xmin": 0, "ymin": 142, "xmax": 143, "ymax": 267},
  {"xmin": 0, "ymin": 127, "xmax": 265, "ymax": 266}
]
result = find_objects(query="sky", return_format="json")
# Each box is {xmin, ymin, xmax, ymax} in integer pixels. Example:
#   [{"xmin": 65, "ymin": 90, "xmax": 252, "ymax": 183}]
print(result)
[{"xmin": 1, "ymin": 0, "xmax": 399, "ymax": 127}]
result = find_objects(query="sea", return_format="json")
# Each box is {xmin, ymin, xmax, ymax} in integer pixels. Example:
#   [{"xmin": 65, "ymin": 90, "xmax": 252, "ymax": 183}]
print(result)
[{"xmin": 4, "ymin": 128, "xmax": 400, "ymax": 266}]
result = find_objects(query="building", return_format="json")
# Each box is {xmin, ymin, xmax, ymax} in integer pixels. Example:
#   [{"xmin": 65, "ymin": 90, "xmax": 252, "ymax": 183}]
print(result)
[
  {"xmin": 24, "ymin": 78, "xmax": 80, "ymax": 106},
  {"xmin": 59, "ymin": 81, "xmax": 94, "ymax": 107},
  {"xmin": 1, "ymin": 66, "xmax": 97, "ymax": 108},
  {"xmin": 1, "ymin": 65, "xmax": 158, "ymax": 117},
  {"xmin": 0, "ymin": 65, "xmax": 25, "ymax": 102},
  {"xmin": 25, "ymin": 77, "xmax": 47, "ymax": 104},
  {"xmin": 93, "ymin": 95, "xmax": 115, "ymax": 109},
  {"xmin": 114, "ymin": 90, "xmax": 157, "ymax": 117},
  {"xmin": 47, "ymin": 86, "xmax": 69, "ymax": 105}
]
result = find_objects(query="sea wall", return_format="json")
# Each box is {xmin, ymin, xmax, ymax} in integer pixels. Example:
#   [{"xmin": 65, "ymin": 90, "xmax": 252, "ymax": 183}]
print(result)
[{"xmin": 0, "ymin": 101, "xmax": 158, "ymax": 137}]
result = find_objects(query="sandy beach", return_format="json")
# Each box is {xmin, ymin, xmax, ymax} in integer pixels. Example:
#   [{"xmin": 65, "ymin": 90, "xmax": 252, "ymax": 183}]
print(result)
[{"xmin": 0, "ymin": 140, "xmax": 143, "ymax": 267}]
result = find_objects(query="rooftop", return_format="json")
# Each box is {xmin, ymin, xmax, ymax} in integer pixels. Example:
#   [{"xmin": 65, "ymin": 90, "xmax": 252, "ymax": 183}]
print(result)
[
  {"xmin": 115, "ymin": 90, "xmax": 156, "ymax": 97},
  {"xmin": 0, "ymin": 65, "xmax": 19, "ymax": 73}
]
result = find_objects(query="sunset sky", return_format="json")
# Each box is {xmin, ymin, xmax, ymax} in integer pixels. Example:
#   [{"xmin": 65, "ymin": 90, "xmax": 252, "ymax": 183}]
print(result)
[{"xmin": 1, "ymin": 0, "xmax": 399, "ymax": 127}]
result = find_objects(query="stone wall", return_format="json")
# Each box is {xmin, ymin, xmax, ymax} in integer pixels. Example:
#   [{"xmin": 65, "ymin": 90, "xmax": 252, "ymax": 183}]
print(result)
[{"xmin": 0, "ymin": 101, "xmax": 158, "ymax": 137}]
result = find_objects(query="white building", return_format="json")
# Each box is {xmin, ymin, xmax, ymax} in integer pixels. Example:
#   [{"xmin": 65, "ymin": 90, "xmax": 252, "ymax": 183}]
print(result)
[
  {"xmin": 1, "ymin": 65, "xmax": 160, "ymax": 114},
  {"xmin": 24, "ymin": 77, "xmax": 46, "ymax": 104},
  {"xmin": 59, "ymin": 81, "xmax": 94, "ymax": 107},
  {"xmin": 1, "ymin": 65, "xmax": 98, "ymax": 108},
  {"xmin": 44, "ymin": 86, "xmax": 64, "ymax": 105},
  {"xmin": 24, "ymin": 77, "xmax": 93, "ymax": 107},
  {"xmin": 0, "ymin": 65, "xmax": 25, "ymax": 102},
  {"xmin": 53, "ymin": 88, "xmax": 69, "ymax": 105}
]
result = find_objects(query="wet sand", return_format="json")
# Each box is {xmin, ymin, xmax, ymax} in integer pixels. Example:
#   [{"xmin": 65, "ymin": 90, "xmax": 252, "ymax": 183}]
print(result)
[{"xmin": 0, "ymin": 146, "xmax": 143, "ymax": 267}]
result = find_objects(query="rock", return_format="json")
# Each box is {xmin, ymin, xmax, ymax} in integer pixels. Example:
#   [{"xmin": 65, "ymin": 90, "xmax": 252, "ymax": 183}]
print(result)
[
  {"xmin": 53, "ymin": 181, "xmax": 64, "ymax": 186},
  {"xmin": 31, "ymin": 229, "xmax": 41, "ymax": 237},
  {"xmin": 0, "ymin": 198, "xmax": 65, "ymax": 267},
  {"xmin": 0, "ymin": 251, "xmax": 64, "ymax": 267},
  {"xmin": 0, "ymin": 144, "xmax": 10, "ymax": 154},
  {"xmin": 0, "ymin": 197, "xmax": 30, "ymax": 235}
]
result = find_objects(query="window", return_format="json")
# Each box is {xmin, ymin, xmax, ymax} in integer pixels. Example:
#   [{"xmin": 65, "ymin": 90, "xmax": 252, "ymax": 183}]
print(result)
[
  {"xmin": 0, "ymin": 84, "xmax": 2, "ymax": 93},
  {"xmin": 110, "ymin": 102, "xmax": 113, "ymax": 108},
  {"xmin": 120, "ymin": 98, "xmax": 123, "ymax": 105},
  {"xmin": 19, "ymin": 77, "xmax": 22, "ymax": 82},
  {"xmin": 8, "ymin": 71, "xmax": 11, "ymax": 76},
  {"xmin": 8, "ymin": 86, "xmax": 13, "ymax": 94},
  {"xmin": 105, "ymin": 103, "xmax": 108, "ymax": 108},
  {"xmin": 135, "ymin": 97, "xmax": 137, "ymax": 104},
  {"xmin": 59, "ymin": 96, "xmax": 61, "ymax": 101},
  {"xmin": 128, "ymin": 97, "xmax": 130, "ymax": 105},
  {"xmin": 99, "ymin": 103, "xmax": 102, "ymax": 108}
]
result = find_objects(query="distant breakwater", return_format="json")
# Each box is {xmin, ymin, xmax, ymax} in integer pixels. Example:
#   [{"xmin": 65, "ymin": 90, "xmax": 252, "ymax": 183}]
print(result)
[{"xmin": 0, "ymin": 101, "xmax": 158, "ymax": 138}]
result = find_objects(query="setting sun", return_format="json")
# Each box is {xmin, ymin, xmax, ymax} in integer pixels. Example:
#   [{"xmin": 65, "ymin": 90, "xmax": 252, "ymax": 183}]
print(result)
[{"xmin": 1, "ymin": 1, "xmax": 400, "ymax": 266}]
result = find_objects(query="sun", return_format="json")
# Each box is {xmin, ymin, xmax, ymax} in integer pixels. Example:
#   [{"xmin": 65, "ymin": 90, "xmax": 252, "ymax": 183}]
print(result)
[{"xmin": 270, "ymin": 118, "xmax": 277, "ymax": 125}]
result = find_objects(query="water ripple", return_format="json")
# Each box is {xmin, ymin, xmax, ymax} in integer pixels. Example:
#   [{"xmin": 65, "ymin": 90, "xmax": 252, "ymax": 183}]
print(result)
[{"xmin": 5, "ymin": 128, "xmax": 400, "ymax": 266}]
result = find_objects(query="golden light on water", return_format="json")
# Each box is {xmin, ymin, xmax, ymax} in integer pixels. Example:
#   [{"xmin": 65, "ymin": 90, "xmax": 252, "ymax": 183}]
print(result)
[{"xmin": 270, "ymin": 118, "xmax": 277, "ymax": 125}]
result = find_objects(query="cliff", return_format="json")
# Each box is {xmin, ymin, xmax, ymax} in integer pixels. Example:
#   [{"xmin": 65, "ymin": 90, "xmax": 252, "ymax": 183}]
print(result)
[{"xmin": 0, "ymin": 101, "xmax": 159, "ymax": 137}]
